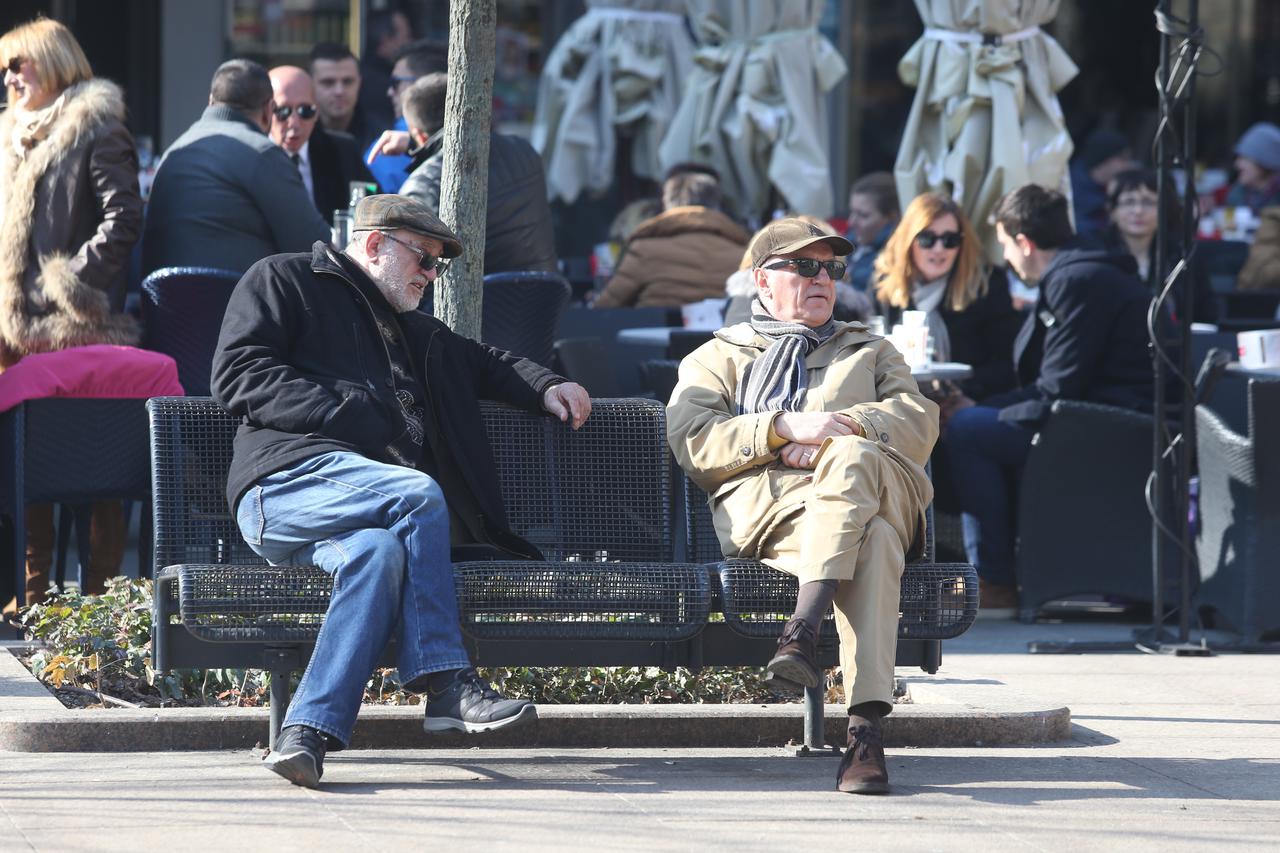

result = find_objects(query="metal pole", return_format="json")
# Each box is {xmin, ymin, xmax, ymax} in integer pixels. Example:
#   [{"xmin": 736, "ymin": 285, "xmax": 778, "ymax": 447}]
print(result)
[{"xmin": 1151, "ymin": 0, "xmax": 1172, "ymax": 642}]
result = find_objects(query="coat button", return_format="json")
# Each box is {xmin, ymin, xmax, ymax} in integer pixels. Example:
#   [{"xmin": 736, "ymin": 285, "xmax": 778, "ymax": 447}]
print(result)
[
  {"xmin": 740, "ymin": 445, "xmax": 752, "ymax": 457},
  {"xmin": 880, "ymin": 432, "xmax": 890, "ymax": 442}
]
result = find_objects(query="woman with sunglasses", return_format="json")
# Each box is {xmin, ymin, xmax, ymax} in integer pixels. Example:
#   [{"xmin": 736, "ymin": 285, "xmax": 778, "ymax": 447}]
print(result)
[
  {"xmin": 669, "ymin": 218, "xmax": 937, "ymax": 794},
  {"xmin": 873, "ymin": 193, "xmax": 1022, "ymax": 409},
  {"xmin": 0, "ymin": 18, "xmax": 143, "ymax": 610}
]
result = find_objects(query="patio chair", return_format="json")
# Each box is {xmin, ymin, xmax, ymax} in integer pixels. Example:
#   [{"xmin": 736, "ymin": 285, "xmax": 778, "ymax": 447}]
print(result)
[
  {"xmin": 141, "ymin": 267, "xmax": 242, "ymax": 396},
  {"xmin": 480, "ymin": 270, "xmax": 572, "ymax": 367}
]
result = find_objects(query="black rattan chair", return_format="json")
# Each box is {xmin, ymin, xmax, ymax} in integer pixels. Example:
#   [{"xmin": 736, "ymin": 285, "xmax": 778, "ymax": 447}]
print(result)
[
  {"xmin": 480, "ymin": 271, "xmax": 572, "ymax": 367},
  {"xmin": 1, "ymin": 398, "xmax": 151, "ymax": 609},
  {"xmin": 1195, "ymin": 378, "xmax": 1280, "ymax": 644},
  {"xmin": 1014, "ymin": 400, "xmax": 1160, "ymax": 621},
  {"xmin": 141, "ymin": 267, "xmax": 241, "ymax": 396},
  {"xmin": 553, "ymin": 337, "xmax": 621, "ymax": 397}
]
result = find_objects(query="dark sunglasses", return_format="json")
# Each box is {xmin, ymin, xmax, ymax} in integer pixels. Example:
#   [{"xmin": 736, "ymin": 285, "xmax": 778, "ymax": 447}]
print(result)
[
  {"xmin": 6, "ymin": 57, "xmax": 26, "ymax": 75},
  {"xmin": 378, "ymin": 230, "xmax": 451, "ymax": 276},
  {"xmin": 272, "ymin": 103, "xmax": 318, "ymax": 121},
  {"xmin": 915, "ymin": 230, "xmax": 962, "ymax": 250},
  {"xmin": 764, "ymin": 258, "xmax": 848, "ymax": 279}
]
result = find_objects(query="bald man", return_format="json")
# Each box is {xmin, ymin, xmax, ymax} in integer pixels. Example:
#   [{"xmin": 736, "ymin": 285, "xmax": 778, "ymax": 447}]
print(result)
[{"xmin": 268, "ymin": 65, "xmax": 377, "ymax": 225}]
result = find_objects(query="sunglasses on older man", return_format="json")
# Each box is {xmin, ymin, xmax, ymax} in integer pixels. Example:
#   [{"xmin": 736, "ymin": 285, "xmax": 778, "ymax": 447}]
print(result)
[
  {"xmin": 272, "ymin": 103, "xmax": 318, "ymax": 121},
  {"xmin": 914, "ymin": 230, "xmax": 963, "ymax": 250},
  {"xmin": 377, "ymin": 230, "xmax": 451, "ymax": 276},
  {"xmin": 764, "ymin": 258, "xmax": 848, "ymax": 279},
  {"xmin": 6, "ymin": 57, "xmax": 27, "ymax": 74}
]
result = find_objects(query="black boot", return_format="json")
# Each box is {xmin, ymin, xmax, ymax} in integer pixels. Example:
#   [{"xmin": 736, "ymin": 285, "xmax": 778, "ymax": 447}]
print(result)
[{"xmin": 765, "ymin": 617, "xmax": 820, "ymax": 691}]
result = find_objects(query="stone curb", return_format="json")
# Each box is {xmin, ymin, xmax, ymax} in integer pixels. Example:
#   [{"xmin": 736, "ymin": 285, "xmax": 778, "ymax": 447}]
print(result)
[{"xmin": 0, "ymin": 647, "xmax": 1070, "ymax": 752}]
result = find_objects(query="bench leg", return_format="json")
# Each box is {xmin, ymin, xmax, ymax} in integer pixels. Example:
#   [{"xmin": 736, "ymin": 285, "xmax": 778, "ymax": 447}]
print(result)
[
  {"xmin": 922, "ymin": 639, "xmax": 942, "ymax": 674},
  {"xmin": 795, "ymin": 684, "xmax": 840, "ymax": 757},
  {"xmin": 268, "ymin": 669, "xmax": 291, "ymax": 751}
]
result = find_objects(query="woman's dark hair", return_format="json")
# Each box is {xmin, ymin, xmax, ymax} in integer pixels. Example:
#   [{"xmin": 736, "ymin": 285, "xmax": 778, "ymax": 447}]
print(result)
[{"xmin": 1107, "ymin": 167, "xmax": 1182, "ymax": 230}]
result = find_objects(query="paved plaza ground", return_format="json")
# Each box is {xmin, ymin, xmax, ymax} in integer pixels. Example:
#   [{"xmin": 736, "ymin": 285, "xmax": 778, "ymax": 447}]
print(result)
[{"xmin": 1, "ymin": 618, "xmax": 1276, "ymax": 852}]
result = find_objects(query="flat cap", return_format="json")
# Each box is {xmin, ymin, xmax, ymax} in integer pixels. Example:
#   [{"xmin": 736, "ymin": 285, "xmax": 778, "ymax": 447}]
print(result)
[
  {"xmin": 353, "ymin": 194, "xmax": 463, "ymax": 258},
  {"xmin": 749, "ymin": 218, "xmax": 852, "ymax": 268}
]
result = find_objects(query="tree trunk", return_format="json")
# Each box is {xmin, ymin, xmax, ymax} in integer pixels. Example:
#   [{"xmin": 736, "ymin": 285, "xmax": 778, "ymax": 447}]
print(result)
[{"xmin": 434, "ymin": 0, "xmax": 496, "ymax": 340}]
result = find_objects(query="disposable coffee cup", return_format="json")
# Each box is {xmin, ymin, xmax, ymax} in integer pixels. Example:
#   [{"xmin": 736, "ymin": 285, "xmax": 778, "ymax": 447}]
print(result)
[{"xmin": 1237, "ymin": 329, "xmax": 1280, "ymax": 369}]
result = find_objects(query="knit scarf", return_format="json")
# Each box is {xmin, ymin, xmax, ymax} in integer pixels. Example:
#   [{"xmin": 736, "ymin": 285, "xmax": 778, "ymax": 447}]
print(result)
[{"xmin": 737, "ymin": 298, "xmax": 837, "ymax": 414}]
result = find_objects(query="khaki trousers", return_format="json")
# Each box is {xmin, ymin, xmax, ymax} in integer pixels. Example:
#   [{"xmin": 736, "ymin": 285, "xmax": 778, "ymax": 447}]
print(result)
[{"xmin": 757, "ymin": 436, "xmax": 918, "ymax": 710}]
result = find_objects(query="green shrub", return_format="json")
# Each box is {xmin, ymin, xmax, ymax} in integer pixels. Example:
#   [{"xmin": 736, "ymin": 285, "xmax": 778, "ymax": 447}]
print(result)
[{"xmin": 18, "ymin": 579, "xmax": 815, "ymax": 707}]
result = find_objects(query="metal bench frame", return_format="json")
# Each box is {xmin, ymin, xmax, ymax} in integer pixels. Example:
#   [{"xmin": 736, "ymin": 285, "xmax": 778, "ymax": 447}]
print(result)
[{"xmin": 149, "ymin": 396, "xmax": 976, "ymax": 751}]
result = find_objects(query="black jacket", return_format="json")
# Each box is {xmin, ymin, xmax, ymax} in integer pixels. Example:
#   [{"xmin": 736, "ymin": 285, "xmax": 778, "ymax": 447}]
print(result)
[
  {"xmin": 983, "ymin": 246, "xmax": 1157, "ymax": 426},
  {"xmin": 401, "ymin": 132, "xmax": 558, "ymax": 274},
  {"xmin": 1092, "ymin": 227, "xmax": 1216, "ymax": 324},
  {"xmin": 211, "ymin": 241, "xmax": 564, "ymax": 559},
  {"xmin": 309, "ymin": 125, "xmax": 378, "ymax": 225},
  {"xmin": 878, "ymin": 267, "xmax": 1024, "ymax": 400}
]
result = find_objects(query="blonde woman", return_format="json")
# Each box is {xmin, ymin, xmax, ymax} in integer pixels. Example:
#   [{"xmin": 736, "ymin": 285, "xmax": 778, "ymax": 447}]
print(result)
[
  {"xmin": 873, "ymin": 193, "xmax": 1021, "ymax": 405},
  {"xmin": 1, "ymin": 18, "xmax": 143, "ymax": 608}
]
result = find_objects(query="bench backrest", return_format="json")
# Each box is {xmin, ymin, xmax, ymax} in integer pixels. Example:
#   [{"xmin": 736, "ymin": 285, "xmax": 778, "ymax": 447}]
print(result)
[{"xmin": 148, "ymin": 396, "xmax": 672, "ymax": 573}]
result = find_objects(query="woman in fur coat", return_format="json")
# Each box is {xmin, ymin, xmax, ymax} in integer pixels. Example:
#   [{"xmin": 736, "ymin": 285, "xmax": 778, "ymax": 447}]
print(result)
[{"xmin": 1, "ymin": 18, "xmax": 143, "ymax": 609}]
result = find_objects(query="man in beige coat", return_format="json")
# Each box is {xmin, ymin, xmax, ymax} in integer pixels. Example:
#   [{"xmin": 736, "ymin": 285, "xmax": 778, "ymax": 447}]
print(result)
[{"xmin": 668, "ymin": 219, "xmax": 938, "ymax": 794}]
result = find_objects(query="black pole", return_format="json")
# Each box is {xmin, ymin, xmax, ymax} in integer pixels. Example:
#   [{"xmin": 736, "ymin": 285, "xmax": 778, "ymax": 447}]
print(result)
[{"xmin": 1151, "ymin": 0, "xmax": 1171, "ymax": 641}]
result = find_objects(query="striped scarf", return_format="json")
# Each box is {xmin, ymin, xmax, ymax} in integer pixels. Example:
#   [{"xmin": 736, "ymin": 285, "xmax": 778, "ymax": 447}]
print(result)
[{"xmin": 737, "ymin": 298, "xmax": 837, "ymax": 414}]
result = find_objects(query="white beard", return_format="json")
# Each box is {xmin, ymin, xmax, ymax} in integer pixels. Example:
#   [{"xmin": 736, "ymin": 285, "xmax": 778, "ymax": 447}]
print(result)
[{"xmin": 373, "ymin": 247, "xmax": 426, "ymax": 313}]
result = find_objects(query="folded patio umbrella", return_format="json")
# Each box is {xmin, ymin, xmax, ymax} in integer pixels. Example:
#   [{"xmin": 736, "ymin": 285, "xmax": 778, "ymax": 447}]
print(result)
[
  {"xmin": 894, "ymin": 0, "xmax": 1078, "ymax": 260},
  {"xmin": 657, "ymin": 0, "xmax": 847, "ymax": 221},
  {"xmin": 531, "ymin": 0, "xmax": 694, "ymax": 205}
]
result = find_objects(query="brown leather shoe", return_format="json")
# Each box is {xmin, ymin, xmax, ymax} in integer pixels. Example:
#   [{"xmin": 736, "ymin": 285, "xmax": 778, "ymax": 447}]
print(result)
[
  {"xmin": 765, "ymin": 617, "xmax": 820, "ymax": 690},
  {"xmin": 836, "ymin": 712, "xmax": 889, "ymax": 794}
]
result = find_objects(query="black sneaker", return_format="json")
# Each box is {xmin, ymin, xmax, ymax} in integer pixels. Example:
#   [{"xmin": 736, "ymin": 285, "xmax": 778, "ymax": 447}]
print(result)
[
  {"xmin": 422, "ymin": 668, "xmax": 537, "ymax": 734},
  {"xmin": 263, "ymin": 725, "xmax": 326, "ymax": 788}
]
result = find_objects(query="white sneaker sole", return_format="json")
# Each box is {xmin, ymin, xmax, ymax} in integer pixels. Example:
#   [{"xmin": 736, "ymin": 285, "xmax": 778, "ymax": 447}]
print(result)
[
  {"xmin": 423, "ymin": 703, "xmax": 538, "ymax": 734},
  {"xmin": 264, "ymin": 749, "xmax": 321, "ymax": 788}
]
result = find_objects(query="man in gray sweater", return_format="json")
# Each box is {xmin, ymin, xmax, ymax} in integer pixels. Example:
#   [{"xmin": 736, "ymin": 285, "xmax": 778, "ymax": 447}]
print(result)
[{"xmin": 143, "ymin": 59, "xmax": 330, "ymax": 275}]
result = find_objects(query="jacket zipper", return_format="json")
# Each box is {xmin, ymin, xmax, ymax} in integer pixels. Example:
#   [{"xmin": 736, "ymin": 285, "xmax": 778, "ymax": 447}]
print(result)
[{"xmin": 317, "ymin": 266, "xmax": 399, "ymax": 398}]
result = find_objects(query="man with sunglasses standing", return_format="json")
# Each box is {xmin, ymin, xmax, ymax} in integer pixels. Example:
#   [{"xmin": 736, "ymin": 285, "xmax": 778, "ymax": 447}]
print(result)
[
  {"xmin": 668, "ymin": 218, "xmax": 938, "ymax": 794},
  {"xmin": 143, "ymin": 59, "xmax": 329, "ymax": 275},
  {"xmin": 212, "ymin": 194, "xmax": 591, "ymax": 788},
  {"xmin": 267, "ymin": 65, "xmax": 378, "ymax": 225}
]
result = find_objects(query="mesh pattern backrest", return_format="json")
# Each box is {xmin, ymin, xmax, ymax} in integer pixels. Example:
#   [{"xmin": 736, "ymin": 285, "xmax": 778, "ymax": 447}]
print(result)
[
  {"xmin": 480, "ymin": 398, "xmax": 671, "ymax": 561},
  {"xmin": 141, "ymin": 267, "xmax": 241, "ymax": 396},
  {"xmin": 16, "ymin": 399, "xmax": 150, "ymax": 503},
  {"xmin": 480, "ymin": 271, "xmax": 572, "ymax": 367},
  {"xmin": 148, "ymin": 397, "xmax": 265, "ymax": 572}
]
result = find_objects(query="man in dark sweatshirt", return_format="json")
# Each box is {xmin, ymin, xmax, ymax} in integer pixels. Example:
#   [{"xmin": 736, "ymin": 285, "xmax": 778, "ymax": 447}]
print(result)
[
  {"xmin": 941, "ymin": 185, "xmax": 1155, "ymax": 610},
  {"xmin": 211, "ymin": 194, "xmax": 590, "ymax": 788}
]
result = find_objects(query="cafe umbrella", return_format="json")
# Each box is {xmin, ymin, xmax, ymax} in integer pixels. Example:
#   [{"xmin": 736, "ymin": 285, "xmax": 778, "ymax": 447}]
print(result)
[{"xmin": 894, "ymin": 0, "xmax": 1079, "ymax": 259}]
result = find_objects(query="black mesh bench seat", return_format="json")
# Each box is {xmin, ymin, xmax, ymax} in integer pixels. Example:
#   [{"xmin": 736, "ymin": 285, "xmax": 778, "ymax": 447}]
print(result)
[
  {"xmin": 162, "ymin": 560, "xmax": 710, "ymax": 644},
  {"xmin": 148, "ymin": 395, "xmax": 976, "ymax": 751}
]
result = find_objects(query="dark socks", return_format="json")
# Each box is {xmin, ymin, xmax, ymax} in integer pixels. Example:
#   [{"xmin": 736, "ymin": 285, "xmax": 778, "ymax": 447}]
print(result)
[
  {"xmin": 403, "ymin": 668, "xmax": 462, "ymax": 695},
  {"xmin": 850, "ymin": 700, "xmax": 889, "ymax": 720},
  {"xmin": 792, "ymin": 579, "xmax": 837, "ymax": 630}
]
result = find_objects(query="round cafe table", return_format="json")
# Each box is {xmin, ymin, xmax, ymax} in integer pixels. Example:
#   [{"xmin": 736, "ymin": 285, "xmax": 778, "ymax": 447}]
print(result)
[{"xmin": 911, "ymin": 362, "xmax": 972, "ymax": 382}]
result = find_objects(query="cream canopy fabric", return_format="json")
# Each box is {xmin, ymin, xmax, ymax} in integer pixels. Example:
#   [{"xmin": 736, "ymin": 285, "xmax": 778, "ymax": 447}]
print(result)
[
  {"xmin": 657, "ymin": 0, "xmax": 847, "ymax": 221},
  {"xmin": 894, "ymin": 0, "xmax": 1078, "ymax": 260},
  {"xmin": 531, "ymin": 0, "xmax": 694, "ymax": 205}
]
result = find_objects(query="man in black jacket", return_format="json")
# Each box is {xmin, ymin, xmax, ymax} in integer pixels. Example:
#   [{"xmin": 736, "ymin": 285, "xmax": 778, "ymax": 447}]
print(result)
[
  {"xmin": 211, "ymin": 194, "xmax": 590, "ymax": 788},
  {"xmin": 941, "ymin": 185, "xmax": 1155, "ymax": 611},
  {"xmin": 398, "ymin": 73, "xmax": 558, "ymax": 274},
  {"xmin": 267, "ymin": 65, "xmax": 378, "ymax": 225}
]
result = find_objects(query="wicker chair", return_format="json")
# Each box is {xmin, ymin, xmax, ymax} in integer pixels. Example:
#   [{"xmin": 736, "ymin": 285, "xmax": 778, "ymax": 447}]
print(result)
[
  {"xmin": 141, "ymin": 267, "xmax": 241, "ymax": 396},
  {"xmin": 479, "ymin": 271, "xmax": 572, "ymax": 368},
  {"xmin": 1, "ymin": 398, "xmax": 151, "ymax": 607},
  {"xmin": 1195, "ymin": 379, "xmax": 1280, "ymax": 644}
]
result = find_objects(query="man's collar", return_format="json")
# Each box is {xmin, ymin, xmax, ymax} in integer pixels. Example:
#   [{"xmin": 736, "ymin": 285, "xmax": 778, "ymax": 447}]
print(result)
[{"xmin": 202, "ymin": 103, "xmax": 266, "ymax": 135}]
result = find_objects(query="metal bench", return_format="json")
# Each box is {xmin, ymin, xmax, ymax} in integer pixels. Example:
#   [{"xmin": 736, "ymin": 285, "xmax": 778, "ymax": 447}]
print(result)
[{"xmin": 149, "ymin": 396, "xmax": 975, "ymax": 751}]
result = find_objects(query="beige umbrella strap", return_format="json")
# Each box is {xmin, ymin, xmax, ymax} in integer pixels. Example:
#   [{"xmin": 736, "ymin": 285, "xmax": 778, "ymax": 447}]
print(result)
[
  {"xmin": 591, "ymin": 8, "xmax": 684, "ymax": 25},
  {"xmin": 922, "ymin": 26, "xmax": 1042, "ymax": 46}
]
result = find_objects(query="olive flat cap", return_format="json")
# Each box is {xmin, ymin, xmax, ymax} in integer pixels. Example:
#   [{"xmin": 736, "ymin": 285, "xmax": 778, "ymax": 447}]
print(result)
[
  {"xmin": 748, "ymin": 218, "xmax": 852, "ymax": 268},
  {"xmin": 353, "ymin": 194, "xmax": 463, "ymax": 258}
]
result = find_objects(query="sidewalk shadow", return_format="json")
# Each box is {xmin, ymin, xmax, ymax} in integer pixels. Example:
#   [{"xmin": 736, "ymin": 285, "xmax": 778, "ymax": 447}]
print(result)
[{"xmin": 316, "ymin": 751, "xmax": 1273, "ymax": 803}]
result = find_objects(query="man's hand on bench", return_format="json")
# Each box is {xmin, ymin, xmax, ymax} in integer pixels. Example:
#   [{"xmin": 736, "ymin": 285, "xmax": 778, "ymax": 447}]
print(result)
[{"xmin": 543, "ymin": 382, "xmax": 592, "ymax": 430}]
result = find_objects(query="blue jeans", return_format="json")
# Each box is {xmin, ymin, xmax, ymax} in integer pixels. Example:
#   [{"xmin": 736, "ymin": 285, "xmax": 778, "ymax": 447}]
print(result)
[
  {"xmin": 943, "ymin": 406, "xmax": 1035, "ymax": 586},
  {"xmin": 235, "ymin": 451, "xmax": 470, "ymax": 747}
]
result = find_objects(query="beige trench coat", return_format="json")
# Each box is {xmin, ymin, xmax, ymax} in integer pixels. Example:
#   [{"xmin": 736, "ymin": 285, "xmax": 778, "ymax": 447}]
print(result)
[{"xmin": 668, "ymin": 322, "xmax": 938, "ymax": 575}]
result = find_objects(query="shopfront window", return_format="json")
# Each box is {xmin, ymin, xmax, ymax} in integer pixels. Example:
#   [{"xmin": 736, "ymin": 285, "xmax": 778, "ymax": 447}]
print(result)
[{"xmin": 229, "ymin": 0, "xmax": 354, "ymax": 66}]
